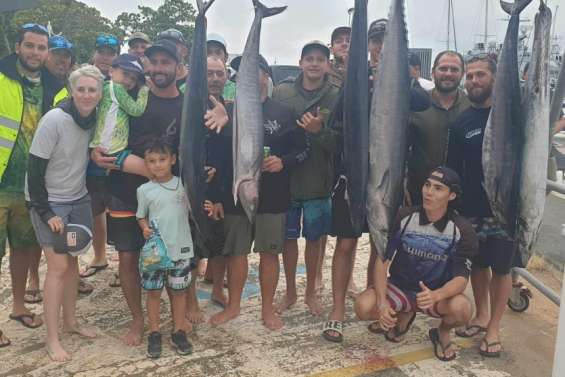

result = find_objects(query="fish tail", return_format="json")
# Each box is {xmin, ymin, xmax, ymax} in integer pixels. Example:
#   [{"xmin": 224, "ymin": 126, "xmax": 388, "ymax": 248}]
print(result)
[
  {"xmin": 197, "ymin": 0, "xmax": 216, "ymax": 14},
  {"xmin": 500, "ymin": 0, "xmax": 532, "ymax": 15},
  {"xmin": 252, "ymin": 0, "xmax": 287, "ymax": 18}
]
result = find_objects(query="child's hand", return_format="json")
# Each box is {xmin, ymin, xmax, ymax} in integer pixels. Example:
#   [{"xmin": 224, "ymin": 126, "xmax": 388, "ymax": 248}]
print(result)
[
  {"xmin": 203, "ymin": 200, "xmax": 214, "ymax": 216},
  {"xmin": 142, "ymin": 227, "xmax": 153, "ymax": 239},
  {"xmin": 204, "ymin": 201, "xmax": 224, "ymax": 221}
]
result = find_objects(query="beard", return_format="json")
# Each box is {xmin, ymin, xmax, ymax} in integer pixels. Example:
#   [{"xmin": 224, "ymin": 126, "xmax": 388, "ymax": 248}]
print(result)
[
  {"xmin": 434, "ymin": 78, "xmax": 460, "ymax": 93},
  {"xmin": 150, "ymin": 71, "xmax": 176, "ymax": 88},
  {"xmin": 467, "ymin": 84, "xmax": 493, "ymax": 105},
  {"xmin": 19, "ymin": 55, "xmax": 42, "ymax": 73}
]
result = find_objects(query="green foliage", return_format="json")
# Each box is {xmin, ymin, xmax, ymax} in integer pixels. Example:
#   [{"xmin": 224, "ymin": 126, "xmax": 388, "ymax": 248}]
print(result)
[{"xmin": 115, "ymin": 0, "xmax": 196, "ymax": 47}]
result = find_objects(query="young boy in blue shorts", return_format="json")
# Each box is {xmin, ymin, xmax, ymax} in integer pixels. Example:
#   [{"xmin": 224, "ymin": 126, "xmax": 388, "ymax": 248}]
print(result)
[{"xmin": 136, "ymin": 138, "xmax": 194, "ymax": 358}]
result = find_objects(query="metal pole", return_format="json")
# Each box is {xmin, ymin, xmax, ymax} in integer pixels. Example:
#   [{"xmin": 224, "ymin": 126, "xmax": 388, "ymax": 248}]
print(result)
[
  {"xmin": 485, "ymin": 0, "xmax": 489, "ymax": 45},
  {"xmin": 513, "ymin": 268, "xmax": 560, "ymax": 305},
  {"xmin": 451, "ymin": 0, "xmax": 458, "ymax": 52},
  {"xmin": 547, "ymin": 179, "xmax": 565, "ymax": 195},
  {"xmin": 552, "ymin": 269, "xmax": 565, "ymax": 376},
  {"xmin": 447, "ymin": 0, "xmax": 451, "ymax": 50}
]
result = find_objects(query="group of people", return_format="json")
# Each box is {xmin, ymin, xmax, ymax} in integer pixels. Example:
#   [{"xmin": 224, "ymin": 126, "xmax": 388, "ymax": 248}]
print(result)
[{"xmin": 1, "ymin": 17, "xmax": 562, "ymax": 365}]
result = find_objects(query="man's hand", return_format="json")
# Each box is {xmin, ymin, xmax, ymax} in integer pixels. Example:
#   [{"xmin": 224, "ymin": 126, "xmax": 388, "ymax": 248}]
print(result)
[
  {"xmin": 204, "ymin": 96, "xmax": 229, "ymax": 134},
  {"xmin": 47, "ymin": 216, "xmax": 65, "ymax": 235},
  {"xmin": 90, "ymin": 148, "xmax": 118, "ymax": 170},
  {"xmin": 416, "ymin": 281, "xmax": 440, "ymax": 310},
  {"xmin": 210, "ymin": 203, "xmax": 224, "ymax": 221},
  {"xmin": 142, "ymin": 226, "xmax": 153, "ymax": 240},
  {"xmin": 377, "ymin": 301, "xmax": 397, "ymax": 331},
  {"xmin": 262, "ymin": 156, "xmax": 283, "ymax": 173},
  {"xmin": 205, "ymin": 166, "xmax": 216, "ymax": 183},
  {"xmin": 297, "ymin": 107, "xmax": 323, "ymax": 134}
]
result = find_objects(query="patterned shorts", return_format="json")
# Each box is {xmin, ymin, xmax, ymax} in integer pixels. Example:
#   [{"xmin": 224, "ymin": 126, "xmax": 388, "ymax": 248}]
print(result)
[
  {"xmin": 285, "ymin": 198, "xmax": 332, "ymax": 241},
  {"xmin": 0, "ymin": 192, "xmax": 39, "ymax": 260},
  {"xmin": 140, "ymin": 258, "xmax": 192, "ymax": 291},
  {"xmin": 386, "ymin": 282, "xmax": 442, "ymax": 318}
]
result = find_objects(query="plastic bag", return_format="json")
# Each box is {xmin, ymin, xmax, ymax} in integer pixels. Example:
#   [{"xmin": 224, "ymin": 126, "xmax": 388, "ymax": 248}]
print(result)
[{"xmin": 140, "ymin": 220, "xmax": 174, "ymax": 272}]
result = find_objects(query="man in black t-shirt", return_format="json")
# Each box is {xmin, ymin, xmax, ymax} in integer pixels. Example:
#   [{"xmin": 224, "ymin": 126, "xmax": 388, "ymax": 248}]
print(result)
[
  {"xmin": 207, "ymin": 55, "xmax": 309, "ymax": 329},
  {"xmin": 355, "ymin": 167, "xmax": 478, "ymax": 362},
  {"xmin": 447, "ymin": 56, "xmax": 514, "ymax": 358}
]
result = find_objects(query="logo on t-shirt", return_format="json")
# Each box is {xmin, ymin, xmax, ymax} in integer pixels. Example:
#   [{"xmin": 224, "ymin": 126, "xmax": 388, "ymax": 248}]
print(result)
[
  {"xmin": 264, "ymin": 120, "xmax": 281, "ymax": 134},
  {"xmin": 465, "ymin": 128, "xmax": 482, "ymax": 139}
]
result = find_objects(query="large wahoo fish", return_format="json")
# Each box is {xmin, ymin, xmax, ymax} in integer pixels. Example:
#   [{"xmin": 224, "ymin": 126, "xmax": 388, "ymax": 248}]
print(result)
[
  {"xmin": 517, "ymin": 1, "xmax": 552, "ymax": 266},
  {"xmin": 179, "ymin": 0, "xmax": 215, "ymax": 238},
  {"xmin": 482, "ymin": 0, "xmax": 531, "ymax": 237},
  {"xmin": 233, "ymin": 0, "xmax": 286, "ymax": 222},
  {"xmin": 367, "ymin": 0, "xmax": 410, "ymax": 256},
  {"xmin": 343, "ymin": 0, "xmax": 368, "ymax": 235}
]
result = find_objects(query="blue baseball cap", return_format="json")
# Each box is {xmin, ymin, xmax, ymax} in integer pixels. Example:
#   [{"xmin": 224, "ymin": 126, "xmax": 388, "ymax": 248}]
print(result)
[
  {"xmin": 49, "ymin": 35, "xmax": 73, "ymax": 52},
  {"xmin": 112, "ymin": 53, "xmax": 145, "ymax": 80}
]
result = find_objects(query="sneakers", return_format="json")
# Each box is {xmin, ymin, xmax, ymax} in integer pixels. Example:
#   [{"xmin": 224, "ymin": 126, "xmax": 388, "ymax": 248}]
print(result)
[
  {"xmin": 147, "ymin": 331, "xmax": 162, "ymax": 359},
  {"xmin": 170, "ymin": 330, "xmax": 192, "ymax": 355}
]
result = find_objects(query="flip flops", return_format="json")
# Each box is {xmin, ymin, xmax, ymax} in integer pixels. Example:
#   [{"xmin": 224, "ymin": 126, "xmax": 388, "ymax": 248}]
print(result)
[
  {"xmin": 9, "ymin": 313, "xmax": 43, "ymax": 329},
  {"xmin": 0, "ymin": 330, "xmax": 11, "ymax": 348},
  {"xmin": 322, "ymin": 320, "xmax": 343, "ymax": 343},
  {"xmin": 384, "ymin": 311, "xmax": 416, "ymax": 343},
  {"xmin": 479, "ymin": 338, "xmax": 502, "ymax": 358},
  {"xmin": 429, "ymin": 328, "xmax": 457, "ymax": 362},
  {"xmin": 79, "ymin": 263, "xmax": 109, "ymax": 278},
  {"xmin": 78, "ymin": 280, "xmax": 94, "ymax": 295},
  {"xmin": 367, "ymin": 321, "xmax": 386, "ymax": 334},
  {"xmin": 24, "ymin": 289, "xmax": 43, "ymax": 304},
  {"xmin": 455, "ymin": 324, "xmax": 487, "ymax": 338}
]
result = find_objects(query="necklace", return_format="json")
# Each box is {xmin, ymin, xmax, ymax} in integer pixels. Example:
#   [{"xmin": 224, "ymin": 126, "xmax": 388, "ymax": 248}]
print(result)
[{"xmin": 157, "ymin": 177, "xmax": 179, "ymax": 191}]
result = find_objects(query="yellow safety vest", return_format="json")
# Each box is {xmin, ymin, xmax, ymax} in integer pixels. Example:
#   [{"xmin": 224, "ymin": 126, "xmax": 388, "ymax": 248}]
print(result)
[
  {"xmin": 0, "ymin": 73, "xmax": 23, "ymax": 182},
  {"xmin": 53, "ymin": 87, "xmax": 68, "ymax": 106}
]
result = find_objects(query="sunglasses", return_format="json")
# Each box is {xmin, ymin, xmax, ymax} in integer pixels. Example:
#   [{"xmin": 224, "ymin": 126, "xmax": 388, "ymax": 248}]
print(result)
[
  {"xmin": 465, "ymin": 52, "xmax": 497, "ymax": 63},
  {"xmin": 21, "ymin": 23, "xmax": 49, "ymax": 34},
  {"xmin": 95, "ymin": 34, "xmax": 119, "ymax": 48},
  {"xmin": 49, "ymin": 37, "xmax": 73, "ymax": 50}
]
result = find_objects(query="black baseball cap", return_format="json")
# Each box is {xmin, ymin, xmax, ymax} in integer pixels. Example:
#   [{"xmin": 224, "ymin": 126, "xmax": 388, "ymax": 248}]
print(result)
[
  {"xmin": 112, "ymin": 53, "xmax": 145, "ymax": 81},
  {"xmin": 368, "ymin": 18, "xmax": 387, "ymax": 39},
  {"xmin": 145, "ymin": 39, "xmax": 179, "ymax": 62},
  {"xmin": 427, "ymin": 166, "xmax": 462, "ymax": 195},
  {"xmin": 230, "ymin": 54, "xmax": 272, "ymax": 78},
  {"xmin": 331, "ymin": 26, "xmax": 351, "ymax": 44},
  {"xmin": 301, "ymin": 40, "xmax": 330, "ymax": 59}
]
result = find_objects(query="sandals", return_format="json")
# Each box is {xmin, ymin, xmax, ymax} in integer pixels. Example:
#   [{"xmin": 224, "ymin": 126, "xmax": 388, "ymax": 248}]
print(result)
[
  {"xmin": 0, "ymin": 330, "xmax": 11, "ymax": 348},
  {"xmin": 24, "ymin": 289, "xmax": 43, "ymax": 304},
  {"xmin": 368, "ymin": 321, "xmax": 386, "ymax": 334},
  {"xmin": 9, "ymin": 313, "xmax": 43, "ymax": 329},
  {"xmin": 384, "ymin": 311, "xmax": 416, "ymax": 343},
  {"xmin": 455, "ymin": 324, "xmax": 486, "ymax": 338},
  {"xmin": 78, "ymin": 279, "xmax": 94, "ymax": 295},
  {"xmin": 429, "ymin": 328, "xmax": 457, "ymax": 362},
  {"xmin": 479, "ymin": 338, "xmax": 502, "ymax": 358},
  {"xmin": 322, "ymin": 320, "xmax": 343, "ymax": 343},
  {"xmin": 79, "ymin": 263, "xmax": 109, "ymax": 278}
]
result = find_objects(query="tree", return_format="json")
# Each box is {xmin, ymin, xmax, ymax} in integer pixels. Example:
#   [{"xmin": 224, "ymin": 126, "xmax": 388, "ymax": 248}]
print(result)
[
  {"xmin": 115, "ymin": 0, "xmax": 196, "ymax": 47},
  {"xmin": 1, "ymin": 0, "xmax": 122, "ymax": 63}
]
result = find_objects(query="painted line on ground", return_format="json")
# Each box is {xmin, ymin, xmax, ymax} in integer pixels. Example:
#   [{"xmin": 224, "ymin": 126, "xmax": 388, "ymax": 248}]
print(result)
[{"xmin": 309, "ymin": 338, "xmax": 475, "ymax": 377}]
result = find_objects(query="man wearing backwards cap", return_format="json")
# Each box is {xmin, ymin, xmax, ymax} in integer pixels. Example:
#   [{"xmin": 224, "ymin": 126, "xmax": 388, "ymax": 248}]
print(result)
[
  {"xmin": 355, "ymin": 166, "xmax": 478, "ymax": 362},
  {"xmin": 273, "ymin": 40, "xmax": 341, "ymax": 316}
]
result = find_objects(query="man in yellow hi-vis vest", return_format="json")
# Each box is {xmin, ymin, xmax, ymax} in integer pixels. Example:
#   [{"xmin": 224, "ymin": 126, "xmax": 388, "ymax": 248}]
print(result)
[{"xmin": 0, "ymin": 23, "xmax": 62, "ymax": 344}]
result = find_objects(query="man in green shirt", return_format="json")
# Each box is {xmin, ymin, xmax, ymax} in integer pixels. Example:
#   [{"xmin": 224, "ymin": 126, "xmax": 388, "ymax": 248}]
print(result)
[
  {"xmin": 407, "ymin": 50, "xmax": 470, "ymax": 205},
  {"xmin": 0, "ymin": 23, "xmax": 62, "ymax": 337}
]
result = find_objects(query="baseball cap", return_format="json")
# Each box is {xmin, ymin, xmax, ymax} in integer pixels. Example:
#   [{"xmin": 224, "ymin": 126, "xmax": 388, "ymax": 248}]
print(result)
[
  {"xmin": 207, "ymin": 33, "xmax": 228, "ymax": 54},
  {"xmin": 112, "ymin": 53, "xmax": 145, "ymax": 80},
  {"xmin": 368, "ymin": 18, "xmax": 387, "ymax": 39},
  {"xmin": 128, "ymin": 31, "xmax": 151, "ymax": 46},
  {"xmin": 95, "ymin": 33, "xmax": 120, "ymax": 53},
  {"xmin": 427, "ymin": 166, "xmax": 462, "ymax": 195},
  {"xmin": 52, "ymin": 223, "xmax": 93, "ymax": 257},
  {"xmin": 157, "ymin": 28, "xmax": 186, "ymax": 45},
  {"xmin": 331, "ymin": 26, "xmax": 351, "ymax": 44},
  {"xmin": 49, "ymin": 35, "xmax": 73, "ymax": 51},
  {"xmin": 301, "ymin": 40, "xmax": 331, "ymax": 59},
  {"xmin": 230, "ymin": 54, "xmax": 272, "ymax": 78},
  {"xmin": 145, "ymin": 39, "xmax": 180, "ymax": 62}
]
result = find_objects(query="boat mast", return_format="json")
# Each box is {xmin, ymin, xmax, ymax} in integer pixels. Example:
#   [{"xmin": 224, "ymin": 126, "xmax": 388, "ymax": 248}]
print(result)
[
  {"xmin": 447, "ymin": 0, "xmax": 451, "ymax": 49},
  {"xmin": 484, "ymin": 0, "xmax": 489, "ymax": 45}
]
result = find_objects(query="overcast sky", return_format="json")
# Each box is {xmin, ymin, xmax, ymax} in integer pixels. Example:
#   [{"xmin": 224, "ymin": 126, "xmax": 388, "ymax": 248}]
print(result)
[{"xmin": 83, "ymin": 0, "xmax": 564, "ymax": 65}]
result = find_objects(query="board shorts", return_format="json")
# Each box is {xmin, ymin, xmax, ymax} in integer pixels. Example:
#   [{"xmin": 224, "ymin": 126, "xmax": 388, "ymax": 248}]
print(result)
[
  {"xmin": 140, "ymin": 258, "xmax": 192, "ymax": 291},
  {"xmin": 468, "ymin": 217, "xmax": 517, "ymax": 275},
  {"xmin": 222, "ymin": 213, "xmax": 287, "ymax": 256},
  {"xmin": 285, "ymin": 198, "xmax": 331, "ymax": 241},
  {"xmin": 329, "ymin": 177, "xmax": 368, "ymax": 239},
  {"xmin": 0, "ymin": 192, "xmax": 39, "ymax": 260}
]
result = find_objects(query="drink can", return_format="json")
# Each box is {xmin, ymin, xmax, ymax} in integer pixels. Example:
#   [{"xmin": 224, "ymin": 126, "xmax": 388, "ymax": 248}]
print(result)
[{"xmin": 263, "ymin": 146, "xmax": 271, "ymax": 158}]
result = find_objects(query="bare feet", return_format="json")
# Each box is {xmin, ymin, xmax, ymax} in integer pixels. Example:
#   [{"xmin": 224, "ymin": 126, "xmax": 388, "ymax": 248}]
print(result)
[
  {"xmin": 121, "ymin": 319, "xmax": 143, "ymax": 346},
  {"xmin": 46, "ymin": 341, "xmax": 71, "ymax": 362},
  {"xmin": 209, "ymin": 307, "xmax": 240, "ymax": 327},
  {"xmin": 186, "ymin": 307, "xmax": 205, "ymax": 324},
  {"xmin": 305, "ymin": 295, "xmax": 323, "ymax": 316},
  {"xmin": 197, "ymin": 259, "xmax": 207, "ymax": 277},
  {"xmin": 262, "ymin": 309, "xmax": 283, "ymax": 331},
  {"xmin": 275, "ymin": 293, "xmax": 297, "ymax": 314},
  {"xmin": 63, "ymin": 324, "xmax": 97, "ymax": 338},
  {"xmin": 210, "ymin": 291, "xmax": 228, "ymax": 308}
]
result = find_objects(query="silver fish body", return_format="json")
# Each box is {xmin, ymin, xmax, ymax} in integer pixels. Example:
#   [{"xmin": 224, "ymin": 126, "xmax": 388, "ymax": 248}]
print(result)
[{"xmin": 367, "ymin": 0, "xmax": 410, "ymax": 256}]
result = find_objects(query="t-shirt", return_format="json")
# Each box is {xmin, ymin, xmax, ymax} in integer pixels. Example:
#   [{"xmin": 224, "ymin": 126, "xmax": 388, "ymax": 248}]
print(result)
[
  {"xmin": 25, "ymin": 108, "xmax": 92, "ymax": 202},
  {"xmin": 90, "ymin": 82, "xmax": 149, "ymax": 154},
  {"xmin": 136, "ymin": 176, "xmax": 194, "ymax": 262},
  {"xmin": 0, "ymin": 72, "xmax": 43, "ymax": 193},
  {"xmin": 109, "ymin": 92, "xmax": 183, "ymax": 208},
  {"xmin": 446, "ymin": 106, "xmax": 493, "ymax": 218},
  {"xmin": 385, "ymin": 206, "xmax": 478, "ymax": 294}
]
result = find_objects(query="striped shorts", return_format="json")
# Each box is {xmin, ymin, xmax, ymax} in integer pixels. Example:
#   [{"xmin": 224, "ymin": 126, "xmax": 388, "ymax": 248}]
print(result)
[{"xmin": 386, "ymin": 282, "xmax": 442, "ymax": 318}]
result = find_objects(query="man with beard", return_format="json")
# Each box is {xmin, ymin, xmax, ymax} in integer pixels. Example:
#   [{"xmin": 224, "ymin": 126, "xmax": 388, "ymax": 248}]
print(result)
[
  {"xmin": 0, "ymin": 24, "xmax": 63, "ymax": 342},
  {"xmin": 407, "ymin": 50, "xmax": 469, "ymax": 205},
  {"xmin": 45, "ymin": 36, "xmax": 74, "ymax": 84},
  {"xmin": 92, "ymin": 33, "xmax": 120, "ymax": 79},
  {"xmin": 156, "ymin": 29, "xmax": 189, "ymax": 90},
  {"xmin": 447, "ymin": 56, "xmax": 511, "ymax": 358}
]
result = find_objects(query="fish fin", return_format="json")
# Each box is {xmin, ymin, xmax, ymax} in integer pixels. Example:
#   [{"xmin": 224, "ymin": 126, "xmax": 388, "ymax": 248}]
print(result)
[
  {"xmin": 377, "ymin": 169, "xmax": 391, "ymax": 202},
  {"xmin": 197, "ymin": 0, "xmax": 216, "ymax": 14},
  {"xmin": 500, "ymin": 0, "xmax": 532, "ymax": 15},
  {"xmin": 252, "ymin": 0, "xmax": 287, "ymax": 18}
]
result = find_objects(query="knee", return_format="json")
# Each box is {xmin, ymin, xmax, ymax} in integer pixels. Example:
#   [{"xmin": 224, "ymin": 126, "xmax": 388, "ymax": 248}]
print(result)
[
  {"xmin": 354, "ymin": 290, "xmax": 376, "ymax": 321},
  {"xmin": 447, "ymin": 295, "xmax": 472, "ymax": 325}
]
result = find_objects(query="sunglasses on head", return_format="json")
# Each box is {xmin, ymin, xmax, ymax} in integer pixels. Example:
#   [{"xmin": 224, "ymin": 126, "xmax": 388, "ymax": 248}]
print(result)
[
  {"xmin": 21, "ymin": 23, "xmax": 49, "ymax": 34},
  {"xmin": 95, "ymin": 34, "xmax": 119, "ymax": 48},
  {"xmin": 465, "ymin": 52, "xmax": 496, "ymax": 63},
  {"xmin": 50, "ymin": 38, "xmax": 73, "ymax": 50}
]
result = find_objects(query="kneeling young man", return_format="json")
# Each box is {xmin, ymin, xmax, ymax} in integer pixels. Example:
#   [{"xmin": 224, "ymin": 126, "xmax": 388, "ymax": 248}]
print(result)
[{"xmin": 355, "ymin": 167, "xmax": 478, "ymax": 361}]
